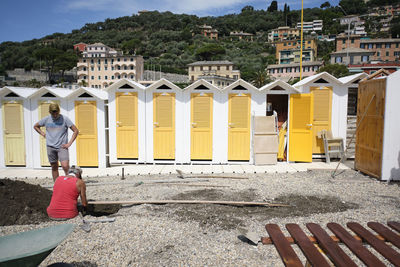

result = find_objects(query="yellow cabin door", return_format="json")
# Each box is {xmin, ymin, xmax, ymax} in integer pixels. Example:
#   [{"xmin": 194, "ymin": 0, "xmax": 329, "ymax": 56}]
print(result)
[
  {"xmin": 191, "ymin": 93, "xmax": 213, "ymax": 160},
  {"xmin": 311, "ymin": 86, "xmax": 332, "ymax": 153},
  {"xmin": 153, "ymin": 93, "xmax": 175, "ymax": 159},
  {"xmin": 228, "ymin": 93, "xmax": 250, "ymax": 161},
  {"xmin": 2, "ymin": 101, "xmax": 25, "ymax": 165},
  {"xmin": 39, "ymin": 100, "xmax": 60, "ymax": 166},
  {"xmin": 289, "ymin": 94, "xmax": 314, "ymax": 162},
  {"xmin": 116, "ymin": 92, "xmax": 138, "ymax": 158},
  {"xmin": 75, "ymin": 101, "xmax": 98, "ymax": 166}
]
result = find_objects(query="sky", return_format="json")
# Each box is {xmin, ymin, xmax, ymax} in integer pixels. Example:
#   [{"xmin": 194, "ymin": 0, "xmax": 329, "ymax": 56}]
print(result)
[{"xmin": 0, "ymin": 0, "xmax": 334, "ymax": 43}]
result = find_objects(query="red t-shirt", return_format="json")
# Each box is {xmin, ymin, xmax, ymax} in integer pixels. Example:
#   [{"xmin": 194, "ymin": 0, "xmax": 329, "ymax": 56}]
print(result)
[{"xmin": 47, "ymin": 176, "xmax": 79, "ymax": 219}]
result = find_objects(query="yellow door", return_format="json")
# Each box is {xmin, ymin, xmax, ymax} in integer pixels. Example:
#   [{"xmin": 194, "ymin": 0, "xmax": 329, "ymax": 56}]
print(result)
[
  {"xmin": 39, "ymin": 100, "xmax": 60, "ymax": 166},
  {"xmin": 289, "ymin": 94, "xmax": 314, "ymax": 162},
  {"xmin": 228, "ymin": 93, "xmax": 250, "ymax": 161},
  {"xmin": 116, "ymin": 92, "xmax": 138, "ymax": 158},
  {"xmin": 311, "ymin": 86, "xmax": 332, "ymax": 153},
  {"xmin": 191, "ymin": 93, "xmax": 213, "ymax": 160},
  {"xmin": 2, "ymin": 101, "xmax": 25, "ymax": 165},
  {"xmin": 153, "ymin": 93, "xmax": 175, "ymax": 159},
  {"xmin": 75, "ymin": 101, "xmax": 98, "ymax": 166}
]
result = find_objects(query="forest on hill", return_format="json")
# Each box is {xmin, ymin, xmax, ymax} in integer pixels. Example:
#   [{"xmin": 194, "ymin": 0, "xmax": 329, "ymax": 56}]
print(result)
[{"xmin": 1, "ymin": 0, "xmax": 400, "ymax": 83}]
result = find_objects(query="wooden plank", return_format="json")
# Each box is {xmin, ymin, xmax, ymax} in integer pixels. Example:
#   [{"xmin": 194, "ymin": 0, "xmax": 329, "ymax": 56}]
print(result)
[
  {"xmin": 286, "ymin": 224, "xmax": 331, "ymax": 267},
  {"xmin": 306, "ymin": 223, "xmax": 357, "ymax": 267},
  {"xmin": 261, "ymin": 234, "xmax": 385, "ymax": 245},
  {"xmin": 347, "ymin": 222, "xmax": 400, "ymax": 266},
  {"xmin": 388, "ymin": 221, "xmax": 400, "ymax": 233},
  {"xmin": 327, "ymin": 223, "xmax": 385, "ymax": 267},
  {"xmin": 265, "ymin": 224, "xmax": 303, "ymax": 267},
  {"xmin": 368, "ymin": 222, "xmax": 400, "ymax": 249},
  {"xmin": 89, "ymin": 200, "xmax": 289, "ymax": 207}
]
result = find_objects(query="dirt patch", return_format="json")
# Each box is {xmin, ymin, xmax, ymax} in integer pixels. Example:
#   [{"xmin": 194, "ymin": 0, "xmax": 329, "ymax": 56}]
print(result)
[
  {"xmin": 0, "ymin": 179, "xmax": 120, "ymax": 226},
  {"xmin": 149, "ymin": 189, "xmax": 358, "ymax": 230},
  {"xmin": 0, "ymin": 179, "xmax": 52, "ymax": 226}
]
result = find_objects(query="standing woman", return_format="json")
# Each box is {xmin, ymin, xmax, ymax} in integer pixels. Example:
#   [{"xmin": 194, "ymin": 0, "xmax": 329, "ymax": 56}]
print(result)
[{"xmin": 34, "ymin": 103, "xmax": 79, "ymax": 181}]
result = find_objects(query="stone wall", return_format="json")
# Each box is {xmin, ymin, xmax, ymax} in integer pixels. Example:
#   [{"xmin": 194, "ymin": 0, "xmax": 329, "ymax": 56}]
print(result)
[{"xmin": 143, "ymin": 70, "xmax": 188, "ymax": 83}]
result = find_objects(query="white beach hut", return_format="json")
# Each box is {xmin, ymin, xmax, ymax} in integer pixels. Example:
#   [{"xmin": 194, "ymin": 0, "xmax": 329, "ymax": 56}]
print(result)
[
  {"xmin": 182, "ymin": 79, "xmax": 221, "ymax": 163},
  {"xmin": 66, "ymin": 87, "xmax": 108, "ymax": 168},
  {"xmin": 0, "ymin": 86, "xmax": 37, "ymax": 168},
  {"xmin": 104, "ymin": 79, "xmax": 146, "ymax": 164},
  {"xmin": 145, "ymin": 79, "xmax": 185, "ymax": 163},
  {"xmin": 293, "ymin": 72, "xmax": 347, "ymax": 161},
  {"xmin": 220, "ymin": 79, "xmax": 262, "ymax": 163},
  {"xmin": 29, "ymin": 86, "xmax": 74, "ymax": 168},
  {"xmin": 339, "ymin": 72, "xmax": 368, "ymax": 115}
]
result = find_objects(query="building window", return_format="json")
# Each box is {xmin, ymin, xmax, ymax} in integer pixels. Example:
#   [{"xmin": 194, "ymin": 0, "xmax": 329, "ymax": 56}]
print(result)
[
  {"xmin": 118, "ymin": 66, "xmax": 121, "ymax": 70},
  {"xmin": 394, "ymin": 51, "xmax": 400, "ymax": 56},
  {"xmin": 124, "ymin": 66, "xmax": 127, "ymax": 70},
  {"xmin": 361, "ymin": 55, "xmax": 369, "ymax": 62},
  {"xmin": 124, "ymin": 58, "xmax": 127, "ymax": 62},
  {"xmin": 98, "ymin": 76, "xmax": 101, "ymax": 80},
  {"xmin": 111, "ymin": 59, "xmax": 114, "ymax": 64},
  {"xmin": 217, "ymin": 66, "xmax": 220, "ymax": 70},
  {"xmin": 83, "ymin": 76, "xmax": 87, "ymax": 80},
  {"xmin": 209, "ymin": 66, "xmax": 212, "ymax": 70},
  {"xmin": 191, "ymin": 76, "xmax": 194, "ymax": 81},
  {"xmin": 91, "ymin": 76, "xmax": 94, "ymax": 80},
  {"xmin": 376, "ymin": 44, "xmax": 382, "ymax": 48},
  {"xmin": 200, "ymin": 66, "xmax": 203, "ymax": 71},
  {"xmin": 397, "ymin": 43, "xmax": 399, "ymax": 48},
  {"xmin": 386, "ymin": 43, "xmax": 391, "ymax": 48},
  {"xmin": 98, "ymin": 59, "xmax": 101, "ymax": 64},
  {"xmin": 117, "ymin": 58, "xmax": 120, "ymax": 62},
  {"xmin": 118, "ymin": 75, "xmax": 121, "ymax": 79},
  {"xmin": 83, "ymin": 67, "xmax": 87, "ymax": 71},
  {"xmin": 226, "ymin": 66, "xmax": 230, "ymax": 70},
  {"xmin": 91, "ymin": 67, "xmax": 94, "ymax": 71},
  {"xmin": 343, "ymin": 39, "xmax": 346, "ymax": 44},
  {"xmin": 335, "ymin": 57, "xmax": 342, "ymax": 63},
  {"xmin": 351, "ymin": 39, "xmax": 354, "ymax": 43},
  {"xmin": 98, "ymin": 67, "xmax": 101, "ymax": 71},
  {"xmin": 360, "ymin": 44, "xmax": 365, "ymax": 49},
  {"xmin": 191, "ymin": 66, "xmax": 194, "ymax": 71},
  {"xmin": 130, "ymin": 75, "xmax": 134, "ymax": 79},
  {"xmin": 130, "ymin": 58, "xmax": 134, "ymax": 61},
  {"xmin": 90, "ymin": 59, "xmax": 94, "ymax": 64},
  {"xmin": 105, "ymin": 59, "xmax": 108, "ymax": 64},
  {"xmin": 83, "ymin": 59, "xmax": 86, "ymax": 63},
  {"xmin": 112, "ymin": 66, "xmax": 115, "ymax": 70},
  {"xmin": 368, "ymin": 44, "xmax": 373, "ymax": 49},
  {"xmin": 377, "ymin": 51, "xmax": 380, "ymax": 56},
  {"xmin": 386, "ymin": 51, "xmax": 389, "ymax": 56},
  {"xmin": 112, "ymin": 76, "xmax": 115, "ymax": 80},
  {"xmin": 105, "ymin": 66, "xmax": 108, "ymax": 70},
  {"xmin": 105, "ymin": 76, "xmax": 108, "ymax": 80}
]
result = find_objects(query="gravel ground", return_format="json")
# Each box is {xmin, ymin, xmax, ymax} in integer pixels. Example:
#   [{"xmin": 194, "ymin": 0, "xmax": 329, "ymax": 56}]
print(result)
[{"xmin": 1, "ymin": 167, "xmax": 399, "ymax": 267}]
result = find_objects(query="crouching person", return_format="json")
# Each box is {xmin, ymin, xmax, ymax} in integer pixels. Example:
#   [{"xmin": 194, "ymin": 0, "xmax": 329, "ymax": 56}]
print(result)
[{"xmin": 47, "ymin": 166, "xmax": 87, "ymax": 220}]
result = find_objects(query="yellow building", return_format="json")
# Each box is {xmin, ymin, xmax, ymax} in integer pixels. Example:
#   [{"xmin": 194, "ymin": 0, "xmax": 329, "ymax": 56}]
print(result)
[
  {"xmin": 187, "ymin": 61, "xmax": 240, "ymax": 88},
  {"xmin": 275, "ymin": 39, "xmax": 318, "ymax": 64},
  {"xmin": 77, "ymin": 43, "xmax": 144, "ymax": 89}
]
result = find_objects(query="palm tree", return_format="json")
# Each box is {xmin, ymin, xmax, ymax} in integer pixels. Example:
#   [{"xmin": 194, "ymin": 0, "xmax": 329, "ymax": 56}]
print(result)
[{"xmin": 251, "ymin": 69, "xmax": 272, "ymax": 88}]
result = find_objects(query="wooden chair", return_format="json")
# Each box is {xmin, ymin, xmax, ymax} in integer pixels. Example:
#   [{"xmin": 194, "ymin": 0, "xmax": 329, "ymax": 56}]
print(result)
[{"xmin": 318, "ymin": 130, "xmax": 345, "ymax": 164}]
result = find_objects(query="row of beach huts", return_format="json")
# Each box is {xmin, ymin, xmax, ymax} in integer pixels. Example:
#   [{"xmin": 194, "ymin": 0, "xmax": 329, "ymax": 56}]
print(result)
[{"xmin": 1, "ymin": 71, "xmax": 399, "ymax": 181}]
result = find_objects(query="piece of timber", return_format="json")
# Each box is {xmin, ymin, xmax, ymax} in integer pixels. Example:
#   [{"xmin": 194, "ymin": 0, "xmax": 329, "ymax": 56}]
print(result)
[
  {"xmin": 286, "ymin": 224, "xmax": 331, "ymax": 267},
  {"xmin": 306, "ymin": 223, "xmax": 358, "ymax": 267},
  {"xmin": 388, "ymin": 221, "xmax": 400, "ymax": 233},
  {"xmin": 261, "ymin": 234, "xmax": 385, "ymax": 245},
  {"xmin": 327, "ymin": 223, "xmax": 385, "ymax": 267},
  {"xmin": 265, "ymin": 224, "xmax": 303, "ymax": 267},
  {"xmin": 368, "ymin": 222, "xmax": 400, "ymax": 249},
  {"xmin": 88, "ymin": 200, "xmax": 289, "ymax": 207},
  {"xmin": 347, "ymin": 222, "xmax": 400, "ymax": 266}
]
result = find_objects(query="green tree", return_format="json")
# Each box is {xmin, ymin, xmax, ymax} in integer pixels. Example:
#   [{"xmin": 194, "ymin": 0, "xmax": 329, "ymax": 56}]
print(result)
[
  {"xmin": 317, "ymin": 63, "xmax": 350, "ymax": 78},
  {"xmin": 121, "ymin": 38, "xmax": 142, "ymax": 54},
  {"xmin": 251, "ymin": 69, "xmax": 272, "ymax": 87},
  {"xmin": 55, "ymin": 51, "xmax": 78, "ymax": 80},
  {"xmin": 267, "ymin": 1, "xmax": 278, "ymax": 12},
  {"xmin": 320, "ymin": 1, "xmax": 331, "ymax": 8},
  {"xmin": 195, "ymin": 44, "xmax": 226, "ymax": 61},
  {"xmin": 33, "ymin": 47, "xmax": 62, "ymax": 82}
]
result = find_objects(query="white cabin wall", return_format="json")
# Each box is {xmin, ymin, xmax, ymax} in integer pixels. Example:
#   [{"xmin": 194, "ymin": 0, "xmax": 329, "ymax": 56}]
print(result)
[{"xmin": 382, "ymin": 71, "xmax": 400, "ymax": 181}]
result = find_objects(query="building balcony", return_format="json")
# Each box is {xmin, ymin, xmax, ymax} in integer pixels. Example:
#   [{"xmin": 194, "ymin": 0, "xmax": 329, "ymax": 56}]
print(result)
[
  {"xmin": 77, "ymin": 62, "xmax": 87, "ymax": 67},
  {"xmin": 77, "ymin": 70, "xmax": 88, "ymax": 76}
]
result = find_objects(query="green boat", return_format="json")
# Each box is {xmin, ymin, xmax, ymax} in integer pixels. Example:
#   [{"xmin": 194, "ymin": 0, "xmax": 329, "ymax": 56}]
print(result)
[{"xmin": 0, "ymin": 224, "xmax": 75, "ymax": 267}]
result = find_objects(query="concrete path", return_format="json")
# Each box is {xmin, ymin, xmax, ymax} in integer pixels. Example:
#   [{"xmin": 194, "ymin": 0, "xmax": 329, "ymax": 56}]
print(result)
[{"xmin": 0, "ymin": 162, "xmax": 350, "ymax": 179}]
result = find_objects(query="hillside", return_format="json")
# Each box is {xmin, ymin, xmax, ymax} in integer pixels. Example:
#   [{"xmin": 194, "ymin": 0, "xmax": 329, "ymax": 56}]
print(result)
[{"xmin": 0, "ymin": 0, "xmax": 398, "ymax": 83}]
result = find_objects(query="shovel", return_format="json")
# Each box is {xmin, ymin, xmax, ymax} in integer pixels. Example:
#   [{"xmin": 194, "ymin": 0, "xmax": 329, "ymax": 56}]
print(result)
[{"xmin": 79, "ymin": 212, "xmax": 91, "ymax": 232}]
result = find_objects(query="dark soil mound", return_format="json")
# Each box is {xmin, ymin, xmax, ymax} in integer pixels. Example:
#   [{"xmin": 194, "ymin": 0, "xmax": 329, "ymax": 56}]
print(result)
[{"xmin": 0, "ymin": 179, "xmax": 52, "ymax": 226}]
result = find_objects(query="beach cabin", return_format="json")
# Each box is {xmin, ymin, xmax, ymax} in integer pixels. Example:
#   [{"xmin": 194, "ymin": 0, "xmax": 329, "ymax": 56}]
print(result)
[
  {"xmin": 0, "ymin": 86, "xmax": 37, "ymax": 168},
  {"xmin": 220, "ymin": 79, "xmax": 263, "ymax": 163},
  {"xmin": 145, "ymin": 79, "xmax": 185, "ymax": 163},
  {"xmin": 259, "ymin": 80, "xmax": 301, "ymax": 162},
  {"xmin": 67, "ymin": 87, "xmax": 108, "ymax": 168},
  {"xmin": 355, "ymin": 70, "xmax": 400, "ymax": 181},
  {"xmin": 182, "ymin": 79, "xmax": 221, "ymax": 163},
  {"xmin": 29, "ymin": 86, "xmax": 74, "ymax": 168},
  {"xmin": 105, "ymin": 79, "xmax": 146, "ymax": 164},
  {"xmin": 293, "ymin": 72, "xmax": 347, "ymax": 161},
  {"xmin": 339, "ymin": 72, "xmax": 368, "ymax": 116}
]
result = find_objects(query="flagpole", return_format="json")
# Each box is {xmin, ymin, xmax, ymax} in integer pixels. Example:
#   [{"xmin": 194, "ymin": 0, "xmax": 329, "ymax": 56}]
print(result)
[{"xmin": 300, "ymin": 0, "xmax": 304, "ymax": 80}]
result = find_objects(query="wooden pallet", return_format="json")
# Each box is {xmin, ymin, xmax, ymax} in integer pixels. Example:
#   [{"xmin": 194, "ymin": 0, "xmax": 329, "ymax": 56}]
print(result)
[{"xmin": 263, "ymin": 221, "xmax": 400, "ymax": 267}]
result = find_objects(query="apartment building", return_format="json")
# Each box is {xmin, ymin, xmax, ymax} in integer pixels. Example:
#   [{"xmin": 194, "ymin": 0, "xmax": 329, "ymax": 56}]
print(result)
[
  {"xmin": 187, "ymin": 61, "xmax": 240, "ymax": 88},
  {"xmin": 76, "ymin": 43, "xmax": 144, "ymax": 88},
  {"xmin": 230, "ymin": 31, "xmax": 254, "ymax": 41},
  {"xmin": 268, "ymin": 26, "xmax": 300, "ymax": 42},
  {"xmin": 275, "ymin": 39, "xmax": 318, "ymax": 64},
  {"xmin": 330, "ymin": 48, "xmax": 375, "ymax": 65},
  {"xmin": 348, "ymin": 61, "xmax": 400, "ymax": 74},
  {"xmin": 267, "ymin": 61, "xmax": 323, "ymax": 82},
  {"xmin": 336, "ymin": 35, "xmax": 400, "ymax": 62},
  {"xmin": 199, "ymin": 25, "xmax": 218, "ymax": 40},
  {"xmin": 296, "ymin": 20, "xmax": 323, "ymax": 32}
]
